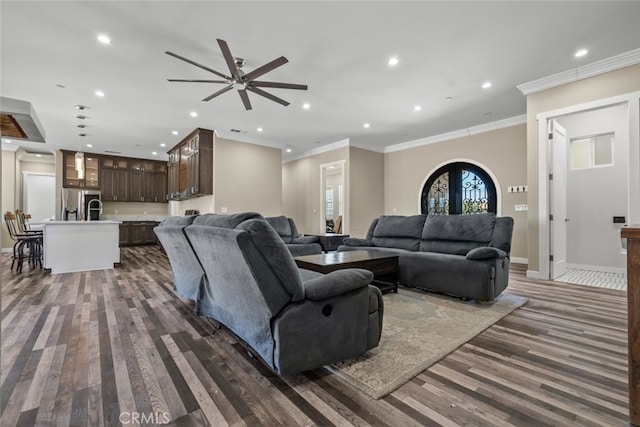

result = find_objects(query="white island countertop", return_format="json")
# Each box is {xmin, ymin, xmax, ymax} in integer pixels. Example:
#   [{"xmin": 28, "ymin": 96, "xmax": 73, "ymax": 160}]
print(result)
[
  {"xmin": 41, "ymin": 221, "xmax": 121, "ymax": 273},
  {"xmin": 38, "ymin": 220, "xmax": 122, "ymax": 225}
]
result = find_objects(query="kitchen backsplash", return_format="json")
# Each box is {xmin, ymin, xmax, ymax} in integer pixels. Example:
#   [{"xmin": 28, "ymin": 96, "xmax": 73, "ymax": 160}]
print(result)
[{"xmin": 101, "ymin": 201, "xmax": 169, "ymax": 221}]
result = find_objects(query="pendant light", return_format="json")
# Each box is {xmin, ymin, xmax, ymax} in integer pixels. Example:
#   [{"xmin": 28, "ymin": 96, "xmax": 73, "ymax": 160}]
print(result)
[{"xmin": 75, "ymin": 106, "xmax": 87, "ymax": 179}]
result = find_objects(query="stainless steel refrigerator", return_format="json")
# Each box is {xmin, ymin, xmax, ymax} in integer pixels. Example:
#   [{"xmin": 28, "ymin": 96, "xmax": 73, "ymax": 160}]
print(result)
[{"xmin": 60, "ymin": 189, "xmax": 101, "ymax": 221}]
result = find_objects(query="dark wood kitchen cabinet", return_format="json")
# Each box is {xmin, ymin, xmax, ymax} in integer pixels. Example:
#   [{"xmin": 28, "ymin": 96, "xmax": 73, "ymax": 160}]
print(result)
[
  {"xmin": 129, "ymin": 160, "xmax": 167, "ymax": 203},
  {"xmin": 102, "ymin": 168, "xmax": 129, "ymax": 202},
  {"xmin": 167, "ymin": 128, "xmax": 213, "ymax": 200},
  {"xmin": 119, "ymin": 222, "xmax": 130, "ymax": 246},
  {"xmin": 119, "ymin": 221, "xmax": 159, "ymax": 246},
  {"xmin": 62, "ymin": 150, "xmax": 100, "ymax": 189}
]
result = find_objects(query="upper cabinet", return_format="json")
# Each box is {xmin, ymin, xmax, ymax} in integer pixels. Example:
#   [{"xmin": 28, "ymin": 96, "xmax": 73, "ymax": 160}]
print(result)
[
  {"xmin": 167, "ymin": 128, "xmax": 213, "ymax": 200},
  {"xmin": 62, "ymin": 150, "xmax": 167, "ymax": 203},
  {"xmin": 62, "ymin": 150, "xmax": 100, "ymax": 189}
]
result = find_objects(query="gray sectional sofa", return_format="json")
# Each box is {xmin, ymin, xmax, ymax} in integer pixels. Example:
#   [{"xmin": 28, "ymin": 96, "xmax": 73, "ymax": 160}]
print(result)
[
  {"xmin": 155, "ymin": 212, "xmax": 383, "ymax": 375},
  {"xmin": 265, "ymin": 215, "xmax": 322, "ymax": 256},
  {"xmin": 339, "ymin": 213, "xmax": 514, "ymax": 301}
]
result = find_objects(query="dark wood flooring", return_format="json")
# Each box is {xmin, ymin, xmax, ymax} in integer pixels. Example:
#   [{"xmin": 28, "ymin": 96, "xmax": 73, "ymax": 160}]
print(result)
[{"xmin": 1, "ymin": 246, "xmax": 629, "ymax": 426}]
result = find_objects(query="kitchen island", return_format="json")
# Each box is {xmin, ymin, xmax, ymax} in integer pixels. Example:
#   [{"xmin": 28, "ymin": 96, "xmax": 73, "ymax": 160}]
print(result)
[{"xmin": 41, "ymin": 220, "xmax": 121, "ymax": 274}]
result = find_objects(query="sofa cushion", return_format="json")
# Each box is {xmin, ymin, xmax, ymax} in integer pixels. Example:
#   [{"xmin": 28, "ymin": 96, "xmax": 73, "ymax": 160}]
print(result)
[
  {"xmin": 466, "ymin": 246, "xmax": 507, "ymax": 260},
  {"xmin": 193, "ymin": 212, "xmax": 264, "ymax": 228},
  {"xmin": 160, "ymin": 214, "xmax": 198, "ymax": 226},
  {"xmin": 489, "ymin": 216, "xmax": 514, "ymax": 255},
  {"xmin": 265, "ymin": 215, "xmax": 294, "ymax": 243},
  {"xmin": 371, "ymin": 214, "xmax": 426, "ymax": 251},
  {"xmin": 420, "ymin": 213, "xmax": 496, "ymax": 254},
  {"xmin": 237, "ymin": 218, "xmax": 306, "ymax": 302}
]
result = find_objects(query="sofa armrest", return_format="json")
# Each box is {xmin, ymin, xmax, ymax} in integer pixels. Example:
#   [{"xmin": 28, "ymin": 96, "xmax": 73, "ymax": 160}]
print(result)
[
  {"xmin": 291, "ymin": 235, "xmax": 319, "ymax": 244},
  {"xmin": 303, "ymin": 269, "xmax": 374, "ymax": 301},
  {"xmin": 342, "ymin": 237, "xmax": 373, "ymax": 247},
  {"xmin": 466, "ymin": 246, "xmax": 507, "ymax": 260}
]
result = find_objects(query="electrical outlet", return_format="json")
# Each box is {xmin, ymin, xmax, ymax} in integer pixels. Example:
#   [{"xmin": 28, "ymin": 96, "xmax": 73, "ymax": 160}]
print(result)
[{"xmin": 221, "ymin": 207, "xmax": 228, "ymax": 213}]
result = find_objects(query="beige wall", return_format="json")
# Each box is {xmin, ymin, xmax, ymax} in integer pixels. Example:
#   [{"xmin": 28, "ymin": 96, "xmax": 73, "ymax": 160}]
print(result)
[
  {"xmin": 349, "ymin": 146, "xmax": 385, "ymax": 238},
  {"xmin": 1, "ymin": 150, "xmax": 16, "ymax": 250},
  {"xmin": 526, "ymin": 63, "xmax": 640, "ymax": 272},
  {"xmin": 214, "ymin": 137, "xmax": 282, "ymax": 216},
  {"xmin": 384, "ymin": 124, "xmax": 528, "ymax": 260},
  {"xmin": 282, "ymin": 147, "xmax": 350, "ymax": 234},
  {"xmin": 171, "ymin": 137, "xmax": 282, "ymax": 217}
]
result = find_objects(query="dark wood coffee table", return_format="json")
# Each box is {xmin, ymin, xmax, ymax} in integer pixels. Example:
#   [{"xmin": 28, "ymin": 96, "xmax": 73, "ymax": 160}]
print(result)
[
  {"xmin": 304, "ymin": 233, "xmax": 349, "ymax": 252},
  {"xmin": 295, "ymin": 250, "xmax": 398, "ymax": 293}
]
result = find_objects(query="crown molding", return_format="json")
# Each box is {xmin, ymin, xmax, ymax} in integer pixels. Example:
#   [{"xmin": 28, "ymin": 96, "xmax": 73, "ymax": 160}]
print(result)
[
  {"xmin": 518, "ymin": 48, "xmax": 640, "ymax": 96},
  {"xmin": 384, "ymin": 115, "xmax": 526, "ymax": 154},
  {"xmin": 283, "ymin": 138, "xmax": 350, "ymax": 163}
]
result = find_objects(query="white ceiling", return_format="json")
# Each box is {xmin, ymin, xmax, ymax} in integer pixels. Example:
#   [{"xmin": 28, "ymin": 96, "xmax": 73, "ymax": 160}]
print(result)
[{"xmin": 2, "ymin": 1, "xmax": 639, "ymax": 161}]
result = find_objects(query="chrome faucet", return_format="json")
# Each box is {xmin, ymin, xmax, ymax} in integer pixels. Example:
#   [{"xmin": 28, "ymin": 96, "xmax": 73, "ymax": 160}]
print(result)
[{"xmin": 87, "ymin": 198, "xmax": 103, "ymax": 221}]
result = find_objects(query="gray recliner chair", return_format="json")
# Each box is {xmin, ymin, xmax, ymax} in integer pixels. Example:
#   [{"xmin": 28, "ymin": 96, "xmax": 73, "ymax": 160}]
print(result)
[
  {"xmin": 153, "ymin": 214, "xmax": 203, "ymax": 300},
  {"xmin": 184, "ymin": 212, "xmax": 383, "ymax": 375},
  {"xmin": 265, "ymin": 215, "xmax": 322, "ymax": 256}
]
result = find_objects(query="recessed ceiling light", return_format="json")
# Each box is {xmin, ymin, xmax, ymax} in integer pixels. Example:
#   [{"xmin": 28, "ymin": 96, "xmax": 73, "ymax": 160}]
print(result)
[
  {"xmin": 190, "ymin": 111, "xmax": 198, "ymax": 117},
  {"xmin": 445, "ymin": 97, "xmax": 452, "ymax": 101},
  {"xmin": 36, "ymin": 154, "xmax": 42, "ymax": 158},
  {"xmin": 482, "ymin": 81, "xmax": 492, "ymax": 89},
  {"xmin": 97, "ymin": 34, "xmax": 111, "ymax": 44},
  {"xmin": 95, "ymin": 90, "xmax": 105, "ymax": 97},
  {"xmin": 75, "ymin": 104, "xmax": 86, "ymax": 110},
  {"xmin": 414, "ymin": 105, "xmax": 422, "ymax": 112},
  {"xmin": 363, "ymin": 123, "xmax": 370, "ymax": 128},
  {"xmin": 172, "ymin": 130, "xmax": 178, "ymax": 135},
  {"xmin": 86, "ymin": 144, "xmax": 93, "ymax": 148},
  {"xmin": 285, "ymin": 146, "xmax": 292, "ymax": 153},
  {"xmin": 152, "ymin": 151, "xmax": 158, "ymax": 155},
  {"xmin": 302, "ymin": 103, "xmax": 310, "ymax": 110},
  {"xmin": 160, "ymin": 143, "xmax": 166, "ymax": 147},
  {"xmin": 575, "ymin": 48, "xmax": 588, "ymax": 58},
  {"xmin": 257, "ymin": 127, "xmax": 263, "ymax": 132},
  {"xmin": 388, "ymin": 57, "xmax": 399, "ymax": 66}
]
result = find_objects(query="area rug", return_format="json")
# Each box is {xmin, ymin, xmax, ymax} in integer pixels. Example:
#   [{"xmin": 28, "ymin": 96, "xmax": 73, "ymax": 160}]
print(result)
[{"xmin": 326, "ymin": 288, "xmax": 528, "ymax": 399}]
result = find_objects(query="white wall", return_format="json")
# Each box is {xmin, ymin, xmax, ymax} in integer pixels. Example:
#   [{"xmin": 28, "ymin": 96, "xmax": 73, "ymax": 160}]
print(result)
[{"xmin": 556, "ymin": 103, "xmax": 628, "ymax": 271}]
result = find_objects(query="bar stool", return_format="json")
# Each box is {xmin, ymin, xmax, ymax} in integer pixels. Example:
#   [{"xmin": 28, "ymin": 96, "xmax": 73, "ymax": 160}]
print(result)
[{"xmin": 4, "ymin": 212, "xmax": 42, "ymax": 272}]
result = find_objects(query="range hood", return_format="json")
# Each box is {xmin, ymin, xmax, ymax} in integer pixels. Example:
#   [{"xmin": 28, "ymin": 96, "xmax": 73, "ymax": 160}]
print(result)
[{"xmin": 0, "ymin": 96, "xmax": 46, "ymax": 143}]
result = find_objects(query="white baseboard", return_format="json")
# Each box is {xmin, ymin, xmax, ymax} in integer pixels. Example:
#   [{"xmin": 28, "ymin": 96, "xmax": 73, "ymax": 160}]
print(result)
[
  {"xmin": 526, "ymin": 270, "xmax": 540, "ymax": 279},
  {"xmin": 510, "ymin": 256, "xmax": 528, "ymax": 265},
  {"xmin": 1, "ymin": 248, "xmax": 12, "ymax": 254},
  {"xmin": 566, "ymin": 263, "xmax": 626, "ymax": 275}
]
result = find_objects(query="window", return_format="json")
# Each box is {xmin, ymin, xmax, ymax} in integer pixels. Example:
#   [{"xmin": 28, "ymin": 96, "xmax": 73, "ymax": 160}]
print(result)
[
  {"xmin": 421, "ymin": 162, "xmax": 497, "ymax": 215},
  {"xmin": 570, "ymin": 133, "xmax": 614, "ymax": 170}
]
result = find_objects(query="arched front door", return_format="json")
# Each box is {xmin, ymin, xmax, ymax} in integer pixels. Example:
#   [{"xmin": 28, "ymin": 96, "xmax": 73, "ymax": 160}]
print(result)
[{"xmin": 421, "ymin": 162, "xmax": 497, "ymax": 215}]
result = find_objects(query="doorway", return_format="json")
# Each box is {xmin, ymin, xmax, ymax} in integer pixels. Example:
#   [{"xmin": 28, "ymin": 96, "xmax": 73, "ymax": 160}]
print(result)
[
  {"xmin": 320, "ymin": 161, "xmax": 345, "ymax": 234},
  {"xmin": 538, "ymin": 93, "xmax": 639, "ymax": 281}
]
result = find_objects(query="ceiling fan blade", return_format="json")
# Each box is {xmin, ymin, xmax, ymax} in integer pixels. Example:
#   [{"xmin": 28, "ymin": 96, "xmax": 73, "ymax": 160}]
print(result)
[
  {"xmin": 237, "ymin": 89, "xmax": 252, "ymax": 110},
  {"xmin": 202, "ymin": 84, "xmax": 234, "ymax": 102},
  {"xmin": 165, "ymin": 51, "xmax": 230, "ymax": 80},
  {"xmin": 246, "ymin": 86, "xmax": 290, "ymax": 107},
  {"xmin": 242, "ymin": 56, "xmax": 288, "ymax": 82},
  {"xmin": 217, "ymin": 39, "xmax": 242, "ymax": 81},
  {"xmin": 168, "ymin": 79, "xmax": 229, "ymax": 83},
  {"xmin": 250, "ymin": 81, "xmax": 308, "ymax": 90}
]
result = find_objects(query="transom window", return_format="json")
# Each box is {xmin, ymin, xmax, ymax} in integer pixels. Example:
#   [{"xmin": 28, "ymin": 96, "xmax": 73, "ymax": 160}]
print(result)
[
  {"xmin": 421, "ymin": 162, "xmax": 497, "ymax": 215},
  {"xmin": 570, "ymin": 133, "xmax": 614, "ymax": 170}
]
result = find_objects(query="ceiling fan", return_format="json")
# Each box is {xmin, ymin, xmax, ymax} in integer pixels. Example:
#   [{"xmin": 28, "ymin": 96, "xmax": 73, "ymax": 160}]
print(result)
[{"xmin": 166, "ymin": 39, "xmax": 308, "ymax": 110}]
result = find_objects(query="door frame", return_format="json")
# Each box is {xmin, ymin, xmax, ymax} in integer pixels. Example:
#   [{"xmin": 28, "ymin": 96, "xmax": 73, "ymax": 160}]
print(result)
[
  {"xmin": 536, "ymin": 90, "xmax": 640, "ymax": 280},
  {"xmin": 319, "ymin": 160, "xmax": 346, "ymax": 234}
]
